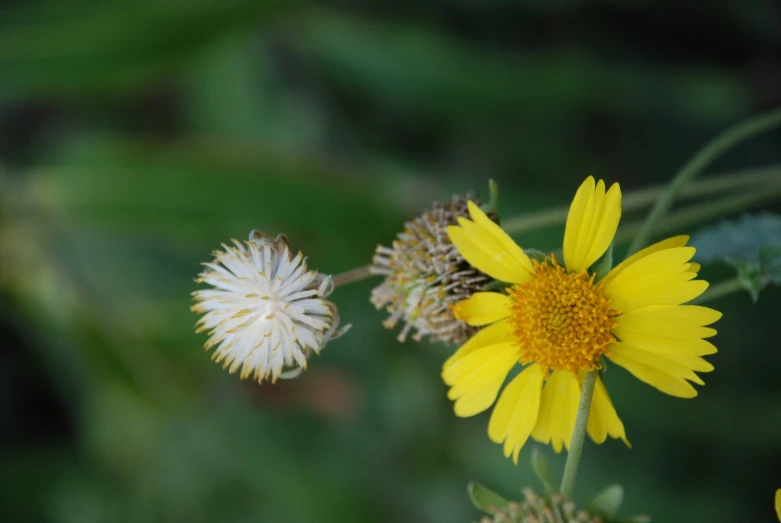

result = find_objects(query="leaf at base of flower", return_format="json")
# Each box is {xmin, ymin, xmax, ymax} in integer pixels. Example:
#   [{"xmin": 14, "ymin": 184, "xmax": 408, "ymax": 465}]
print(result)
[
  {"xmin": 467, "ymin": 482, "xmax": 509, "ymax": 515},
  {"xmin": 530, "ymin": 447, "xmax": 556, "ymax": 495},
  {"xmin": 587, "ymin": 484, "xmax": 624, "ymax": 519},
  {"xmin": 760, "ymin": 245, "xmax": 781, "ymax": 284}
]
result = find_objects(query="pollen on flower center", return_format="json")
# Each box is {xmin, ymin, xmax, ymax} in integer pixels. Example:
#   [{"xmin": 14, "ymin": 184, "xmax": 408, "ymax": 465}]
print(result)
[{"xmin": 507, "ymin": 255, "xmax": 618, "ymax": 374}]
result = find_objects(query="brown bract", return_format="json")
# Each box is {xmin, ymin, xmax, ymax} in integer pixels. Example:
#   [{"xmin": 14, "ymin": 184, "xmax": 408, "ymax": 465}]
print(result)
[{"xmin": 370, "ymin": 194, "xmax": 496, "ymax": 345}]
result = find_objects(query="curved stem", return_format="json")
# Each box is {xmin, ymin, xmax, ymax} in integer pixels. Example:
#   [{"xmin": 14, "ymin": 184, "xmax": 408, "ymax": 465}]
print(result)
[
  {"xmin": 559, "ymin": 370, "xmax": 597, "ymax": 498},
  {"xmin": 613, "ymin": 183, "xmax": 781, "ymax": 245},
  {"xmin": 330, "ymin": 167, "xmax": 781, "ymax": 291},
  {"xmin": 693, "ymin": 277, "xmax": 748, "ymax": 304},
  {"xmin": 625, "ymin": 108, "xmax": 781, "ymax": 257},
  {"xmin": 554, "ymin": 275, "xmax": 746, "ymax": 499},
  {"xmin": 332, "ymin": 264, "xmax": 375, "ymax": 288},
  {"xmin": 501, "ymin": 165, "xmax": 781, "ymax": 235},
  {"xmin": 544, "ymin": 182, "xmax": 781, "ymax": 261}
]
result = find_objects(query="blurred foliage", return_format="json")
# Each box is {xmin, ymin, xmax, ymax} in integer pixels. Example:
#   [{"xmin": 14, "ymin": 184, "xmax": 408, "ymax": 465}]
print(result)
[
  {"xmin": 1, "ymin": 1, "xmax": 781, "ymax": 522},
  {"xmin": 692, "ymin": 213, "xmax": 781, "ymax": 299}
]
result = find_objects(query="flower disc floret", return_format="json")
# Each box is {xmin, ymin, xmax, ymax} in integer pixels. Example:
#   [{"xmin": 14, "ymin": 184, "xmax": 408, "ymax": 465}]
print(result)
[
  {"xmin": 508, "ymin": 256, "xmax": 618, "ymax": 374},
  {"xmin": 441, "ymin": 177, "xmax": 721, "ymax": 462}
]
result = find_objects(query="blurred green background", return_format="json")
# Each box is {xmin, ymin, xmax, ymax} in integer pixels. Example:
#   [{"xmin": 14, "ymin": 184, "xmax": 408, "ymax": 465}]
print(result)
[{"xmin": 1, "ymin": 1, "xmax": 781, "ymax": 522}]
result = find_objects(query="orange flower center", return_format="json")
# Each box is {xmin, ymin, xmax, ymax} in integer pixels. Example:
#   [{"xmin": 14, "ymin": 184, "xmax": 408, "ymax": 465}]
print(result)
[{"xmin": 507, "ymin": 255, "xmax": 618, "ymax": 374}]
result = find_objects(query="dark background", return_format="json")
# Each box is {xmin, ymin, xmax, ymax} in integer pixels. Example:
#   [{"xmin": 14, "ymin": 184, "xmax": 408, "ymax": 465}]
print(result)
[{"xmin": 1, "ymin": 1, "xmax": 781, "ymax": 522}]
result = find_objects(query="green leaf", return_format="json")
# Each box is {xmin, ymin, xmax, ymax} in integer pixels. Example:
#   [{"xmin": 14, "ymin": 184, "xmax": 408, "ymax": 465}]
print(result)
[
  {"xmin": 297, "ymin": 10, "xmax": 746, "ymax": 126},
  {"xmin": 691, "ymin": 213, "xmax": 781, "ymax": 266},
  {"xmin": 733, "ymin": 262, "xmax": 764, "ymax": 302},
  {"xmin": 466, "ymin": 482, "xmax": 509, "ymax": 515},
  {"xmin": 691, "ymin": 213, "xmax": 781, "ymax": 300},
  {"xmin": 618, "ymin": 516, "xmax": 652, "ymax": 523},
  {"xmin": 587, "ymin": 484, "xmax": 624, "ymax": 519},
  {"xmin": 524, "ymin": 248, "xmax": 549, "ymax": 262},
  {"xmin": 759, "ymin": 245, "xmax": 781, "ymax": 284},
  {"xmin": 530, "ymin": 447, "xmax": 556, "ymax": 495},
  {"xmin": 483, "ymin": 281, "xmax": 512, "ymax": 293},
  {"xmin": 0, "ymin": 0, "xmax": 298, "ymax": 96},
  {"xmin": 592, "ymin": 242, "xmax": 614, "ymax": 280},
  {"xmin": 480, "ymin": 179, "xmax": 500, "ymax": 215}
]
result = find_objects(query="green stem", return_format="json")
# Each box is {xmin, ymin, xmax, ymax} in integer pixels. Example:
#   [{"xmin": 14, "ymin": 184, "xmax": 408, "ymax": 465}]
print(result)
[
  {"xmin": 625, "ymin": 107, "xmax": 781, "ymax": 257},
  {"xmin": 693, "ymin": 277, "xmax": 747, "ymax": 304},
  {"xmin": 331, "ymin": 168, "xmax": 781, "ymax": 291},
  {"xmin": 613, "ymin": 183, "xmax": 781, "ymax": 245},
  {"xmin": 545, "ymin": 182, "xmax": 781, "ymax": 261},
  {"xmin": 559, "ymin": 370, "xmax": 598, "ymax": 498},
  {"xmin": 332, "ymin": 264, "xmax": 375, "ymax": 288},
  {"xmin": 501, "ymin": 165, "xmax": 781, "ymax": 235}
]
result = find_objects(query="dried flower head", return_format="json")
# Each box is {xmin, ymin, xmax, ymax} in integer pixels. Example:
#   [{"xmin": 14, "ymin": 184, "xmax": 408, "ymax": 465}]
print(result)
[
  {"xmin": 477, "ymin": 487, "xmax": 650, "ymax": 523},
  {"xmin": 370, "ymin": 193, "xmax": 495, "ymax": 345},
  {"xmin": 192, "ymin": 230, "xmax": 349, "ymax": 383},
  {"xmin": 478, "ymin": 489, "xmax": 601, "ymax": 523}
]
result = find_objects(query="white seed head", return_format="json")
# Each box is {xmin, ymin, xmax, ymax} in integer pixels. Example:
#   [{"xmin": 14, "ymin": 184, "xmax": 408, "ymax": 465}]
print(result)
[{"xmin": 192, "ymin": 230, "xmax": 349, "ymax": 383}]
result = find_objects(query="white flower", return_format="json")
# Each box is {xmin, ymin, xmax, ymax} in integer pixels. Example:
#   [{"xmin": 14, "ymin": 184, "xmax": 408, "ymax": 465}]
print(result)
[{"xmin": 192, "ymin": 230, "xmax": 349, "ymax": 383}]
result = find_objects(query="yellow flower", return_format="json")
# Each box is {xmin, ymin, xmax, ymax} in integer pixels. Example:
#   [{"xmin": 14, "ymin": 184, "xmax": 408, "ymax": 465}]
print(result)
[
  {"xmin": 442, "ymin": 176, "xmax": 721, "ymax": 463},
  {"xmin": 775, "ymin": 489, "xmax": 781, "ymax": 521}
]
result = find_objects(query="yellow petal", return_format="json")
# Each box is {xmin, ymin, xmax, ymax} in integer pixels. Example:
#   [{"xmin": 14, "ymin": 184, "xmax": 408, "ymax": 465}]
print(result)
[
  {"xmin": 456, "ymin": 218, "xmax": 517, "ymax": 272},
  {"xmin": 665, "ymin": 353, "xmax": 714, "ymax": 373},
  {"xmin": 487, "ymin": 364, "xmax": 544, "ymax": 464},
  {"xmin": 444, "ymin": 320, "xmax": 512, "ymax": 369},
  {"xmin": 587, "ymin": 375, "xmax": 630, "ymax": 446},
  {"xmin": 607, "ymin": 342, "xmax": 699, "ymax": 398},
  {"xmin": 467, "ymin": 201, "xmax": 533, "ymax": 274},
  {"xmin": 563, "ymin": 177, "xmax": 622, "ymax": 273},
  {"xmin": 443, "ymin": 342, "xmax": 518, "ymax": 417},
  {"xmin": 612, "ymin": 330, "xmax": 717, "ymax": 357},
  {"xmin": 775, "ymin": 489, "xmax": 781, "ymax": 522},
  {"xmin": 531, "ymin": 371, "xmax": 580, "ymax": 453},
  {"xmin": 447, "ymin": 205, "xmax": 532, "ymax": 284},
  {"xmin": 442, "ymin": 340, "xmax": 516, "ymax": 386},
  {"xmin": 602, "ymin": 247, "xmax": 708, "ymax": 310},
  {"xmin": 452, "ymin": 292, "xmax": 510, "ymax": 326},
  {"xmin": 601, "ymin": 235, "xmax": 690, "ymax": 288},
  {"xmin": 615, "ymin": 304, "xmax": 721, "ymax": 337},
  {"xmin": 563, "ymin": 176, "xmax": 596, "ymax": 272},
  {"xmin": 613, "ymin": 305, "xmax": 721, "ymax": 356},
  {"xmin": 447, "ymin": 227, "xmax": 516, "ymax": 284}
]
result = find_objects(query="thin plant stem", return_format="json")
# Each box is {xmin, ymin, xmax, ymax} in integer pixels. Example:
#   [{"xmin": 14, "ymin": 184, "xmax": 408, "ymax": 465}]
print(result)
[
  {"xmin": 625, "ymin": 108, "xmax": 781, "ymax": 257},
  {"xmin": 694, "ymin": 277, "xmax": 748, "ymax": 304},
  {"xmin": 332, "ymin": 264, "xmax": 374, "ymax": 288},
  {"xmin": 333, "ymin": 182, "xmax": 781, "ymax": 287},
  {"xmin": 613, "ymin": 183, "xmax": 781, "ymax": 245},
  {"xmin": 330, "ymin": 169, "xmax": 781, "ymax": 291},
  {"xmin": 555, "ymin": 274, "xmax": 746, "ymax": 499},
  {"xmin": 501, "ymin": 165, "xmax": 781, "ymax": 235},
  {"xmin": 560, "ymin": 370, "xmax": 598, "ymax": 498},
  {"xmin": 543, "ymin": 183, "xmax": 781, "ymax": 260}
]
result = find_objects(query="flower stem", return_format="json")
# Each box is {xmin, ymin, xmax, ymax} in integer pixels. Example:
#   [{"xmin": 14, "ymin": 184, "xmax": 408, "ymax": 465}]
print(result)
[
  {"xmin": 501, "ymin": 165, "xmax": 781, "ymax": 235},
  {"xmin": 559, "ymin": 370, "xmax": 598, "ymax": 498},
  {"xmin": 613, "ymin": 183, "xmax": 781, "ymax": 245},
  {"xmin": 693, "ymin": 277, "xmax": 748, "ymax": 304},
  {"xmin": 332, "ymin": 264, "xmax": 375, "ymax": 288},
  {"xmin": 502, "ymin": 165, "xmax": 781, "ymax": 234},
  {"xmin": 331, "ymin": 166, "xmax": 781, "ymax": 291},
  {"xmin": 625, "ymin": 107, "xmax": 781, "ymax": 257}
]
